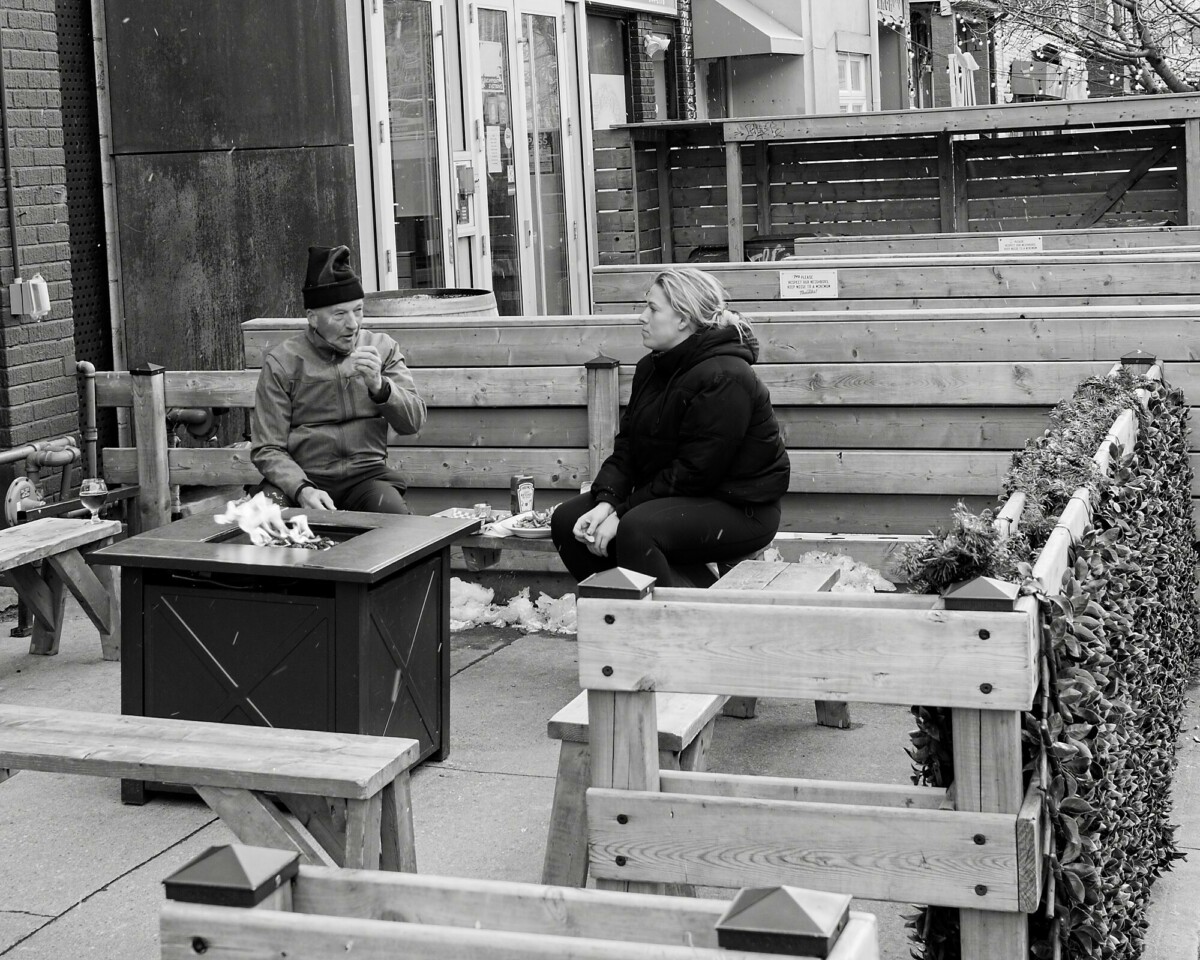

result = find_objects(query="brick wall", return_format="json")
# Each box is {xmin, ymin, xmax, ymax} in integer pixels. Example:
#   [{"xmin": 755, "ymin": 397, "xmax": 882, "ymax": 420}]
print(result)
[
  {"xmin": 0, "ymin": 0, "xmax": 77, "ymax": 462},
  {"xmin": 626, "ymin": 11, "xmax": 694, "ymax": 123}
]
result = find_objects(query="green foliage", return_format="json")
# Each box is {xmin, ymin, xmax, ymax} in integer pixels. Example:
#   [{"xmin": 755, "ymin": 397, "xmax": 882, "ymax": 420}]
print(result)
[{"xmin": 905, "ymin": 372, "xmax": 1198, "ymax": 960}]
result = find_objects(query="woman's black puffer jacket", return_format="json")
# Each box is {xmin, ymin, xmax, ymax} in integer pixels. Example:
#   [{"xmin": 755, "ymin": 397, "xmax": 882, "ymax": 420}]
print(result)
[{"xmin": 591, "ymin": 325, "xmax": 791, "ymax": 516}]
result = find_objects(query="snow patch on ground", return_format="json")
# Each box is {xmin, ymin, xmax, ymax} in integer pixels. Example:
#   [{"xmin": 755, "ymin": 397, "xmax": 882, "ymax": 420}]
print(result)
[
  {"xmin": 450, "ymin": 578, "xmax": 578, "ymax": 635},
  {"xmin": 451, "ymin": 550, "xmax": 893, "ymax": 635}
]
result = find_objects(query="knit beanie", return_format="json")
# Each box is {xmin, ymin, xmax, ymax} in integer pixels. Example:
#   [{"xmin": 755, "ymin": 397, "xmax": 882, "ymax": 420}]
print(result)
[{"xmin": 302, "ymin": 245, "xmax": 365, "ymax": 309}]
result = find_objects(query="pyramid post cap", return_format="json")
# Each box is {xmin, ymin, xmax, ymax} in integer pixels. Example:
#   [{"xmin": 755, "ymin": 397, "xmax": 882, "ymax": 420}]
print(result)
[
  {"xmin": 163, "ymin": 844, "xmax": 300, "ymax": 907},
  {"xmin": 942, "ymin": 576, "xmax": 1020, "ymax": 610},
  {"xmin": 716, "ymin": 886, "xmax": 852, "ymax": 957},
  {"xmin": 578, "ymin": 566, "xmax": 657, "ymax": 599}
]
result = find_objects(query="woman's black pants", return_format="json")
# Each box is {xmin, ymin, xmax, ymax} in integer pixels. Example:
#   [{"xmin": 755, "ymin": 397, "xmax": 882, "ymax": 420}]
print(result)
[{"xmin": 550, "ymin": 492, "xmax": 781, "ymax": 588}]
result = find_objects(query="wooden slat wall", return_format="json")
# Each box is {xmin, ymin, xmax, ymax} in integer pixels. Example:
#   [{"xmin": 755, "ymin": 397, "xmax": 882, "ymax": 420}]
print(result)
[
  {"xmin": 234, "ymin": 307, "xmax": 1199, "ymax": 535},
  {"xmin": 604, "ymin": 124, "xmax": 1188, "ymax": 264}
]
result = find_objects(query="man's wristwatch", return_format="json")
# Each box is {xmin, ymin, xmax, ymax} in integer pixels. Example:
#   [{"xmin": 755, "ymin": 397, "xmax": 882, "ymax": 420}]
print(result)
[{"xmin": 368, "ymin": 380, "xmax": 392, "ymax": 403}]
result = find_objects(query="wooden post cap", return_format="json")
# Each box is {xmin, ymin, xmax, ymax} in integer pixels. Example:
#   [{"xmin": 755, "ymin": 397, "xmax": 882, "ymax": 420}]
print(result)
[
  {"xmin": 578, "ymin": 566, "xmax": 656, "ymax": 599},
  {"xmin": 163, "ymin": 844, "xmax": 299, "ymax": 908},
  {"xmin": 129, "ymin": 362, "xmax": 166, "ymax": 377},
  {"xmin": 715, "ymin": 886, "xmax": 853, "ymax": 958},
  {"xmin": 584, "ymin": 355, "xmax": 621, "ymax": 369},
  {"xmin": 1120, "ymin": 350, "xmax": 1156, "ymax": 374},
  {"xmin": 942, "ymin": 576, "xmax": 1020, "ymax": 611}
]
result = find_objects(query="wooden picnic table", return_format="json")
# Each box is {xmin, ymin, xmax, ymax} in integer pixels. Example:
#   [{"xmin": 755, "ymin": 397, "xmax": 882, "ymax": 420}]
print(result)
[
  {"xmin": 713, "ymin": 559, "xmax": 851, "ymax": 728},
  {"xmin": 0, "ymin": 517, "xmax": 122, "ymax": 660}
]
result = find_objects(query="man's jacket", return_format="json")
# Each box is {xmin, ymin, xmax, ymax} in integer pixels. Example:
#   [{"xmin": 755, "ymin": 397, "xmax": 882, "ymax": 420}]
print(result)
[{"xmin": 251, "ymin": 327, "xmax": 426, "ymax": 500}]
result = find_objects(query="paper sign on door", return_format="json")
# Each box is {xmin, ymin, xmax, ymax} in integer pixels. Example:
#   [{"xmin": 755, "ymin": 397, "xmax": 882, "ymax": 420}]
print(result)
[
  {"xmin": 780, "ymin": 269, "xmax": 838, "ymax": 299},
  {"xmin": 997, "ymin": 235, "xmax": 1043, "ymax": 253},
  {"xmin": 485, "ymin": 126, "xmax": 502, "ymax": 174}
]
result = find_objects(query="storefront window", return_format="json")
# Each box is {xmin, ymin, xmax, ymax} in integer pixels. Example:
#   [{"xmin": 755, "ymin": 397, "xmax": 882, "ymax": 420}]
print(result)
[
  {"xmin": 588, "ymin": 15, "xmax": 627, "ymax": 129},
  {"xmin": 384, "ymin": 0, "xmax": 445, "ymax": 288}
]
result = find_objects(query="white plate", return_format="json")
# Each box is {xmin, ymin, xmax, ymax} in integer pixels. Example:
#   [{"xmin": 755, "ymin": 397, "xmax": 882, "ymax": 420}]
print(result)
[{"xmin": 491, "ymin": 511, "xmax": 553, "ymax": 538}]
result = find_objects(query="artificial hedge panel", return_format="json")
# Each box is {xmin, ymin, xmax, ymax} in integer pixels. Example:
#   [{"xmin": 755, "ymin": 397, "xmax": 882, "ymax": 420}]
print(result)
[{"xmin": 902, "ymin": 371, "xmax": 1198, "ymax": 960}]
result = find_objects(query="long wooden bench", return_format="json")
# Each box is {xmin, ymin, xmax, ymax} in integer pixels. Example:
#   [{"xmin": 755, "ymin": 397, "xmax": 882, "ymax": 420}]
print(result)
[
  {"xmin": 592, "ymin": 250, "xmax": 1200, "ymax": 312},
  {"xmin": 85, "ymin": 304, "xmax": 1197, "ymax": 549},
  {"xmin": 159, "ymin": 845, "xmax": 880, "ymax": 959},
  {"xmin": 236, "ymin": 304, "xmax": 1198, "ymax": 539},
  {"xmin": 788, "ymin": 223, "xmax": 1200, "ymax": 257},
  {"xmin": 0, "ymin": 705, "xmax": 419, "ymax": 871}
]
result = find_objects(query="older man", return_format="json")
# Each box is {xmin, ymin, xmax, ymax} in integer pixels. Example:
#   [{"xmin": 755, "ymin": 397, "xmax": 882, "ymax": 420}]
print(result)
[{"xmin": 251, "ymin": 245, "xmax": 426, "ymax": 513}]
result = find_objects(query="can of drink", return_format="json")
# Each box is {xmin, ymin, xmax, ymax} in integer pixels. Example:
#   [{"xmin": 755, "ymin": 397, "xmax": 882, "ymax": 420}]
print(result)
[
  {"xmin": 511, "ymin": 475, "xmax": 534, "ymax": 514},
  {"xmin": 473, "ymin": 502, "xmax": 492, "ymax": 521}
]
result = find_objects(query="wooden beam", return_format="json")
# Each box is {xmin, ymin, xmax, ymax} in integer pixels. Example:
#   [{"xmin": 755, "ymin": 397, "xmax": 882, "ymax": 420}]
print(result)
[
  {"xmin": 659, "ymin": 769, "xmax": 950, "ymax": 809},
  {"xmin": 1185, "ymin": 119, "xmax": 1200, "ymax": 224},
  {"xmin": 656, "ymin": 141, "xmax": 673, "ymax": 262},
  {"xmin": 1073, "ymin": 140, "xmax": 1176, "ymax": 228},
  {"xmin": 585, "ymin": 357, "xmax": 620, "ymax": 479},
  {"xmin": 587, "ymin": 787, "xmax": 1024, "ymax": 911},
  {"xmin": 576, "ymin": 598, "xmax": 1038, "ymax": 709},
  {"xmin": 755, "ymin": 141, "xmax": 771, "ymax": 236},
  {"xmin": 937, "ymin": 132, "xmax": 957, "ymax": 231},
  {"xmin": 726, "ymin": 141, "xmax": 744, "ymax": 261}
]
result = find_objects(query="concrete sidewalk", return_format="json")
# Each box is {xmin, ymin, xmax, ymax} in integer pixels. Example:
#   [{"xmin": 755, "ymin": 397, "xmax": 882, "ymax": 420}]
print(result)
[{"xmin": 1, "ymin": 598, "xmax": 1197, "ymax": 959}]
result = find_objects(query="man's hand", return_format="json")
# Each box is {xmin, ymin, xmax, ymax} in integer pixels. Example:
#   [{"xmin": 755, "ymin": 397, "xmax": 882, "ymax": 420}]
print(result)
[
  {"xmin": 348, "ymin": 345, "xmax": 383, "ymax": 393},
  {"xmin": 298, "ymin": 485, "xmax": 336, "ymax": 511}
]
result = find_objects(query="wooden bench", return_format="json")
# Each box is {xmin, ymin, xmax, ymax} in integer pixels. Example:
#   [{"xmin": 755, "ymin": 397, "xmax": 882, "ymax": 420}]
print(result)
[
  {"xmin": 541, "ymin": 559, "xmax": 842, "ymax": 889},
  {"xmin": 0, "ymin": 705, "xmax": 419, "ymax": 871},
  {"xmin": 592, "ymin": 250, "xmax": 1200, "ymax": 312},
  {"xmin": 159, "ymin": 845, "xmax": 880, "ymax": 959},
  {"xmin": 0, "ymin": 517, "xmax": 122, "ymax": 661},
  {"xmin": 788, "ymin": 223, "xmax": 1200, "ymax": 257},
  {"xmin": 241, "ymin": 304, "xmax": 1198, "ymax": 539}
]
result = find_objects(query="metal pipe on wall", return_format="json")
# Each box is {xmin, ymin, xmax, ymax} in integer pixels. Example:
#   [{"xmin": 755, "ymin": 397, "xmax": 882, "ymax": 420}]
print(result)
[
  {"xmin": 76, "ymin": 361, "xmax": 98, "ymax": 477},
  {"xmin": 0, "ymin": 22, "xmax": 23, "ymax": 282}
]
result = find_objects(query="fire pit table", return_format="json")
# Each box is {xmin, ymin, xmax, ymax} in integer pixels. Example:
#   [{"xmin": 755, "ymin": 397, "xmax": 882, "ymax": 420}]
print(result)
[{"xmin": 90, "ymin": 510, "xmax": 479, "ymax": 803}]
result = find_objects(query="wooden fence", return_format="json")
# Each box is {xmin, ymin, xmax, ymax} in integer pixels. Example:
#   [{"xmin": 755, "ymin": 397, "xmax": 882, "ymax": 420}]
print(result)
[{"xmin": 593, "ymin": 92, "xmax": 1200, "ymax": 264}]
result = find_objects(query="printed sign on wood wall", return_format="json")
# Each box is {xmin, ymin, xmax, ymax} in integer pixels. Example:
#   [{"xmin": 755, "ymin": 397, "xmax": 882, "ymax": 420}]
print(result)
[
  {"xmin": 780, "ymin": 270, "xmax": 838, "ymax": 299},
  {"xmin": 997, "ymin": 235, "xmax": 1044, "ymax": 253}
]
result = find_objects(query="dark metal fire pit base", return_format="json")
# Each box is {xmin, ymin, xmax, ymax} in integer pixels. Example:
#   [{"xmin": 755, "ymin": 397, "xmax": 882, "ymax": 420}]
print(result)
[{"xmin": 92, "ymin": 511, "xmax": 479, "ymax": 803}]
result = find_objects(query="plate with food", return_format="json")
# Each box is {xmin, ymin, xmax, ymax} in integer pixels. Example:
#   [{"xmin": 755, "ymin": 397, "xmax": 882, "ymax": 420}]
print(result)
[{"xmin": 502, "ymin": 505, "xmax": 557, "ymax": 539}]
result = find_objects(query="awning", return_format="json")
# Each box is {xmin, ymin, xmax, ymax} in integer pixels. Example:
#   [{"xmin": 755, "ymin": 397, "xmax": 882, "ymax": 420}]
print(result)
[{"xmin": 692, "ymin": 0, "xmax": 805, "ymax": 59}]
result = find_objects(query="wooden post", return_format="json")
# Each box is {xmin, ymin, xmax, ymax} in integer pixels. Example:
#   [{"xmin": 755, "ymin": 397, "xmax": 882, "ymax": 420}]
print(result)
[
  {"xmin": 755, "ymin": 141, "xmax": 771, "ymax": 236},
  {"xmin": 585, "ymin": 356, "xmax": 621, "ymax": 480},
  {"xmin": 656, "ymin": 140, "xmax": 674, "ymax": 263},
  {"xmin": 726, "ymin": 141, "xmax": 745, "ymax": 262},
  {"xmin": 582, "ymin": 569, "xmax": 662, "ymax": 895},
  {"xmin": 1185, "ymin": 119, "xmax": 1200, "ymax": 225},
  {"xmin": 950, "ymin": 577, "xmax": 1029, "ymax": 960},
  {"xmin": 937, "ymin": 132, "xmax": 957, "ymax": 232},
  {"xmin": 129, "ymin": 363, "xmax": 171, "ymax": 530}
]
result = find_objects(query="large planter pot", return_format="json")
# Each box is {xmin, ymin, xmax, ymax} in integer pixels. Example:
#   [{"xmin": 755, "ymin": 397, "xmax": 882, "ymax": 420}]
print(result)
[{"xmin": 364, "ymin": 288, "xmax": 498, "ymax": 318}]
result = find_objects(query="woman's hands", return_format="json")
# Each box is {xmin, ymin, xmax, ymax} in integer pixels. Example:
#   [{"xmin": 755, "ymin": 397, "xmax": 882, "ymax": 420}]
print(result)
[{"xmin": 573, "ymin": 502, "xmax": 619, "ymax": 556}]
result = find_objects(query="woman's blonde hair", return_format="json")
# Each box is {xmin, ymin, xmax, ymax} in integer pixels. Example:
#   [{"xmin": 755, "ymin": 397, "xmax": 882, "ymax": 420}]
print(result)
[{"xmin": 650, "ymin": 267, "xmax": 753, "ymax": 341}]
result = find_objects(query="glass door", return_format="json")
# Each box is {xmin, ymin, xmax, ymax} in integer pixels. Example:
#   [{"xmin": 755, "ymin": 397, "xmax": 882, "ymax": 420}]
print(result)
[
  {"xmin": 474, "ymin": 0, "xmax": 577, "ymax": 315},
  {"xmin": 520, "ymin": 12, "xmax": 570, "ymax": 314},
  {"xmin": 382, "ymin": 0, "xmax": 450, "ymax": 288},
  {"xmin": 478, "ymin": 7, "xmax": 524, "ymax": 314}
]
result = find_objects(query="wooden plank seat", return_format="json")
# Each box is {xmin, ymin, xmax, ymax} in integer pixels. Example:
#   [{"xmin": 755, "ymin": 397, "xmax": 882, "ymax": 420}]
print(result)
[
  {"xmin": 0, "ymin": 517, "xmax": 122, "ymax": 661},
  {"xmin": 0, "ymin": 705, "xmax": 420, "ymax": 872}
]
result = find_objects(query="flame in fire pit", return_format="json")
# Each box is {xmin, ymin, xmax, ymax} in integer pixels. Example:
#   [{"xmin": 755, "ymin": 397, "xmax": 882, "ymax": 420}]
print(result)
[{"xmin": 214, "ymin": 493, "xmax": 326, "ymax": 548}]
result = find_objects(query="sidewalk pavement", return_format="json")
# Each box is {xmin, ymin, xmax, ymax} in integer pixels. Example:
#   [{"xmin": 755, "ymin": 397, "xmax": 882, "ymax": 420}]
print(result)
[{"xmin": 1, "ymin": 598, "xmax": 1197, "ymax": 959}]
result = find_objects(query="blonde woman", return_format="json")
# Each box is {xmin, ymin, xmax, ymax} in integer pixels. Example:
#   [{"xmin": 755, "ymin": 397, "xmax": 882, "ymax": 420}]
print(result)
[{"xmin": 551, "ymin": 267, "xmax": 789, "ymax": 588}]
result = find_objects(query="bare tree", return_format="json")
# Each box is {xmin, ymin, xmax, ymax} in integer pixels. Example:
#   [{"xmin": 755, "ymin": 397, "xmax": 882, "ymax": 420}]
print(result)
[{"xmin": 994, "ymin": 0, "xmax": 1200, "ymax": 92}]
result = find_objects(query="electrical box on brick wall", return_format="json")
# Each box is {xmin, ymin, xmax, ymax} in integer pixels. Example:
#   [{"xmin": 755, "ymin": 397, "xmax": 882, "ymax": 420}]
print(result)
[{"xmin": 8, "ymin": 275, "xmax": 50, "ymax": 320}]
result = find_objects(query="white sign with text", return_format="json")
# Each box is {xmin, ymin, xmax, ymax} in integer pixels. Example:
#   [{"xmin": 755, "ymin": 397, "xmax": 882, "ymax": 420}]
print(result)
[
  {"xmin": 780, "ymin": 269, "xmax": 838, "ymax": 299},
  {"xmin": 997, "ymin": 235, "xmax": 1043, "ymax": 253}
]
